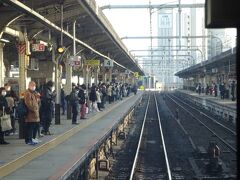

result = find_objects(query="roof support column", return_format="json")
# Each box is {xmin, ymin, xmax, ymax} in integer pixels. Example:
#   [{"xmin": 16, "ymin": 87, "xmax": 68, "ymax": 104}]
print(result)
[
  {"xmin": 102, "ymin": 67, "xmax": 107, "ymax": 83},
  {"xmin": 0, "ymin": 43, "xmax": 5, "ymax": 87},
  {"xmin": 18, "ymin": 40, "xmax": 27, "ymax": 96},
  {"xmin": 108, "ymin": 68, "xmax": 113, "ymax": 83},
  {"xmin": 94, "ymin": 67, "xmax": 99, "ymax": 85},
  {"xmin": 3, "ymin": 27, "xmax": 26, "ymax": 96},
  {"xmin": 54, "ymin": 47, "xmax": 61, "ymax": 125}
]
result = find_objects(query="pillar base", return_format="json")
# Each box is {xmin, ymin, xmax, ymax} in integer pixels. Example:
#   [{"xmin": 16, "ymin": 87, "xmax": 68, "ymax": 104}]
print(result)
[{"xmin": 55, "ymin": 104, "xmax": 61, "ymax": 124}]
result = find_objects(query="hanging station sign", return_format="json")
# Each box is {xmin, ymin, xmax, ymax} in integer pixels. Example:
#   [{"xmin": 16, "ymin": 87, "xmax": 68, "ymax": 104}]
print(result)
[
  {"xmin": 104, "ymin": 59, "xmax": 114, "ymax": 67},
  {"xmin": 134, "ymin": 72, "xmax": 139, "ymax": 78},
  {"xmin": 85, "ymin": 60, "xmax": 100, "ymax": 66},
  {"xmin": 31, "ymin": 43, "xmax": 45, "ymax": 52},
  {"xmin": 68, "ymin": 56, "xmax": 81, "ymax": 67}
]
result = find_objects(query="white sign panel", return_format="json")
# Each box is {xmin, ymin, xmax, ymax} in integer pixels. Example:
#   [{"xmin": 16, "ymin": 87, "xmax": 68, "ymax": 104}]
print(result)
[
  {"xmin": 32, "ymin": 44, "xmax": 45, "ymax": 52},
  {"xmin": 125, "ymin": 70, "xmax": 130, "ymax": 74},
  {"xmin": 104, "ymin": 59, "xmax": 114, "ymax": 67},
  {"xmin": 68, "ymin": 56, "xmax": 81, "ymax": 67}
]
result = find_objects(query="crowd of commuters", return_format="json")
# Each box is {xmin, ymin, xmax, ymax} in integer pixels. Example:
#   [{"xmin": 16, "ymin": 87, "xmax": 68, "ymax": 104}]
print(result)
[
  {"xmin": 0, "ymin": 80, "xmax": 138, "ymax": 145},
  {"xmin": 192, "ymin": 80, "xmax": 236, "ymax": 101},
  {"xmin": 67, "ymin": 82, "xmax": 137, "ymax": 124}
]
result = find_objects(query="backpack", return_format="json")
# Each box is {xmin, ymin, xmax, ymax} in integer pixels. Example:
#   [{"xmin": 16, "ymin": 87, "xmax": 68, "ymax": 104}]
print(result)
[{"xmin": 16, "ymin": 99, "xmax": 28, "ymax": 119}]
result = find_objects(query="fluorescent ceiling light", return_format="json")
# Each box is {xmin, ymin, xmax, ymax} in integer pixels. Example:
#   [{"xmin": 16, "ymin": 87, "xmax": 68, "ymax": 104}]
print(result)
[{"xmin": 0, "ymin": 38, "xmax": 10, "ymax": 43}]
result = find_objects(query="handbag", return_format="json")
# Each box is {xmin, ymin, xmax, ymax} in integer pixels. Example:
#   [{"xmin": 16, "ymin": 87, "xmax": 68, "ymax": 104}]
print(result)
[{"xmin": 0, "ymin": 107, "xmax": 12, "ymax": 132}]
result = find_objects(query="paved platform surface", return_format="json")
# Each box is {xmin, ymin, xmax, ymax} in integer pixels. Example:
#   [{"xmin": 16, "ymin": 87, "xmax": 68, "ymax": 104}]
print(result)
[
  {"xmin": 176, "ymin": 89, "xmax": 236, "ymax": 111},
  {"xmin": 0, "ymin": 92, "xmax": 143, "ymax": 179}
]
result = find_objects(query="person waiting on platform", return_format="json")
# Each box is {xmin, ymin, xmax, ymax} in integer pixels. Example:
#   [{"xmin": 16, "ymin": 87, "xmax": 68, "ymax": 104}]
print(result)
[
  {"xmin": 40, "ymin": 80, "xmax": 54, "ymax": 135},
  {"xmin": 196, "ymin": 83, "xmax": 201, "ymax": 95},
  {"xmin": 96, "ymin": 87, "xmax": 102, "ymax": 111},
  {"xmin": 24, "ymin": 81, "xmax": 41, "ymax": 145},
  {"xmin": 4, "ymin": 83, "xmax": 19, "ymax": 136},
  {"xmin": 70, "ymin": 84, "xmax": 80, "ymax": 124},
  {"xmin": 78, "ymin": 84, "xmax": 87, "ymax": 119},
  {"xmin": 230, "ymin": 81, "xmax": 236, "ymax": 101},
  {"xmin": 0, "ymin": 87, "xmax": 10, "ymax": 144},
  {"xmin": 213, "ymin": 83, "xmax": 218, "ymax": 97},
  {"xmin": 219, "ymin": 82, "xmax": 225, "ymax": 99},
  {"xmin": 205, "ymin": 84, "xmax": 210, "ymax": 95},
  {"xmin": 60, "ymin": 86, "xmax": 66, "ymax": 115},
  {"xmin": 89, "ymin": 83, "xmax": 99, "ymax": 112},
  {"xmin": 132, "ymin": 84, "xmax": 138, "ymax": 95}
]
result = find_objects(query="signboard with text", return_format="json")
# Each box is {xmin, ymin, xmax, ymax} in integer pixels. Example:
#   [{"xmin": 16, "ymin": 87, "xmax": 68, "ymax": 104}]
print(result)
[
  {"xmin": 68, "ymin": 56, "xmax": 81, "ymax": 67},
  {"xmin": 104, "ymin": 59, "xmax": 114, "ymax": 67},
  {"xmin": 32, "ymin": 43, "xmax": 45, "ymax": 52},
  {"xmin": 85, "ymin": 60, "xmax": 100, "ymax": 66}
]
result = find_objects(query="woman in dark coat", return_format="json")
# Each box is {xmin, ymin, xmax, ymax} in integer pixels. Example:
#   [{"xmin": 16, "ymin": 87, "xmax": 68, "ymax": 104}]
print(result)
[
  {"xmin": 89, "ymin": 84, "xmax": 98, "ymax": 112},
  {"xmin": 0, "ymin": 87, "xmax": 10, "ymax": 144}
]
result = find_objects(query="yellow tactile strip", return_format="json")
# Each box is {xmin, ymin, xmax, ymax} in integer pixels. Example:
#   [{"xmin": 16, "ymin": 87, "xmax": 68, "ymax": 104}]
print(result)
[{"xmin": 0, "ymin": 94, "xmax": 140, "ymax": 178}]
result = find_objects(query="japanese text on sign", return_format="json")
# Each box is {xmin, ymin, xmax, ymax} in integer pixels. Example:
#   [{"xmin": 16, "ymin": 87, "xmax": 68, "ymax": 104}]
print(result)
[
  {"xmin": 85, "ymin": 60, "xmax": 100, "ymax": 66},
  {"xmin": 104, "ymin": 59, "xmax": 114, "ymax": 67}
]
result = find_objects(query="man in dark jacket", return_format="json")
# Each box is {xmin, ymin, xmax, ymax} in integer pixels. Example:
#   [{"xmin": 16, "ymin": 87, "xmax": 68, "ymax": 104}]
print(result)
[
  {"xmin": 70, "ymin": 84, "xmax": 80, "ymax": 124},
  {"xmin": 60, "ymin": 87, "xmax": 66, "ymax": 115},
  {"xmin": 40, "ymin": 80, "xmax": 54, "ymax": 135}
]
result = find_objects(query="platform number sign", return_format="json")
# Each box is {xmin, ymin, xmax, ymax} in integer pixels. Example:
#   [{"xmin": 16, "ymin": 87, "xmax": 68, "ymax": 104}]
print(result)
[{"xmin": 104, "ymin": 59, "xmax": 113, "ymax": 67}]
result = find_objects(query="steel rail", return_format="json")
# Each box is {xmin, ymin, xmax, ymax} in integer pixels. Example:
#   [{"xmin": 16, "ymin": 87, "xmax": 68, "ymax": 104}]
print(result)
[
  {"xmin": 154, "ymin": 93, "xmax": 172, "ymax": 180},
  {"xmin": 171, "ymin": 94, "xmax": 236, "ymax": 135},
  {"xmin": 129, "ymin": 94, "xmax": 150, "ymax": 180},
  {"xmin": 166, "ymin": 94, "xmax": 236, "ymax": 152}
]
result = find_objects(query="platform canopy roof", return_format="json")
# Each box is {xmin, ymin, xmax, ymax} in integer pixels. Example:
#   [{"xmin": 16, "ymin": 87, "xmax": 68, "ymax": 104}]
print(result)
[
  {"xmin": 175, "ymin": 47, "xmax": 236, "ymax": 78},
  {"xmin": 0, "ymin": 0, "xmax": 144, "ymax": 75}
]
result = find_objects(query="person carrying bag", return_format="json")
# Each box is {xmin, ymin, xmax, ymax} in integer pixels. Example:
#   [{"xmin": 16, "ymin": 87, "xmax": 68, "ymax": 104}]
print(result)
[
  {"xmin": 0, "ymin": 106, "xmax": 12, "ymax": 132},
  {"xmin": 0, "ymin": 87, "xmax": 11, "ymax": 144}
]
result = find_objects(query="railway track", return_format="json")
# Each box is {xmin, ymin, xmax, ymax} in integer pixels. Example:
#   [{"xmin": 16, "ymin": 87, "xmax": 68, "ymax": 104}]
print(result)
[
  {"xmin": 167, "ymin": 93, "xmax": 236, "ymax": 153},
  {"xmin": 107, "ymin": 92, "xmax": 236, "ymax": 179},
  {"xmin": 165, "ymin": 92, "xmax": 237, "ymax": 177},
  {"xmin": 130, "ymin": 93, "xmax": 172, "ymax": 180}
]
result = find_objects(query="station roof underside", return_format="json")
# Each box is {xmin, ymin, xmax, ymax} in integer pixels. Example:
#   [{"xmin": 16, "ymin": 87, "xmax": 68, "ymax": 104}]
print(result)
[
  {"xmin": 175, "ymin": 47, "xmax": 236, "ymax": 78},
  {"xmin": 0, "ymin": 0, "xmax": 144, "ymax": 75}
]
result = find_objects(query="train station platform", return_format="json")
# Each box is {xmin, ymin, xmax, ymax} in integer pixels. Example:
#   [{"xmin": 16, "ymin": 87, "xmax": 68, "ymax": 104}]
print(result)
[
  {"xmin": 175, "ymin": 89, "xmax": 236, "ymax": 123},
  {"xmin": 0, "ymin": 92, "xmax": 143, "ymax": 179}
]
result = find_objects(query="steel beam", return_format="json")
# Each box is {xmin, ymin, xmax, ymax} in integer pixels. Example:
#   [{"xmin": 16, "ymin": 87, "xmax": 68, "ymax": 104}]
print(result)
[
  {"xmin": 101, "ymin": 4, "xmax": 204, "ymax": 10},
  {"xmin": 121, "ymin": 36, "xmax": 209, "ymax": 40}
]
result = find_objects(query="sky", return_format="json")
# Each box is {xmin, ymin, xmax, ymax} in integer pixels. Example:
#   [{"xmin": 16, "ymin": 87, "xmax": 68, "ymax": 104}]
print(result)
[
  {"xmin": 94, "ymin": 0, "xmax": 236, "ymax": 76},
  {"xmin": 95, "ymin": 0, "xmax": 206, "ymax": 53}
]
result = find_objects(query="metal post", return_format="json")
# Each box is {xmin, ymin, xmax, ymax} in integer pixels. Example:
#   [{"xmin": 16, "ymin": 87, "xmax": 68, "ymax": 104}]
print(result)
[
  {"xmin": 178, "ymin": 0, "xmax": 182, "ymax": 49},
  {"xmin": 18, "ymin": 39, "xmax": 27, "ymax": 139},
  {"xmin": 103, "ymin": 67, "xmax": 107, "ymax": 83},
  {"xmin": 94, "ymin": 67, "xmax": 98, "ymax": 85},
  {"xmin": 18, "ymin": 42, "xmax": 27, "ymax": 96},
  {"xmin": 109, "ymin": 68, "xmax": 112, "ymax": 83},
  {"xmin": 54, "ymin": 48, "xmax": 61, "ymax": 124},
  {"xmin": 236, "ymin": 28, "xmax": 239, "ymax": 160},
  {"xmin": 0, "ymin": 42, "xmax": 5, "ymax": 87},
  {"xmin": 60, "ymin": 3, "xmax": 63, "ymax": 46},
  {"xmin": 66, "ymin": 21, "xmax": 75, "ymax": 120},
  {"xmin": 73, "ymin": 20, "xmax": 76, "ymax": 56}
]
